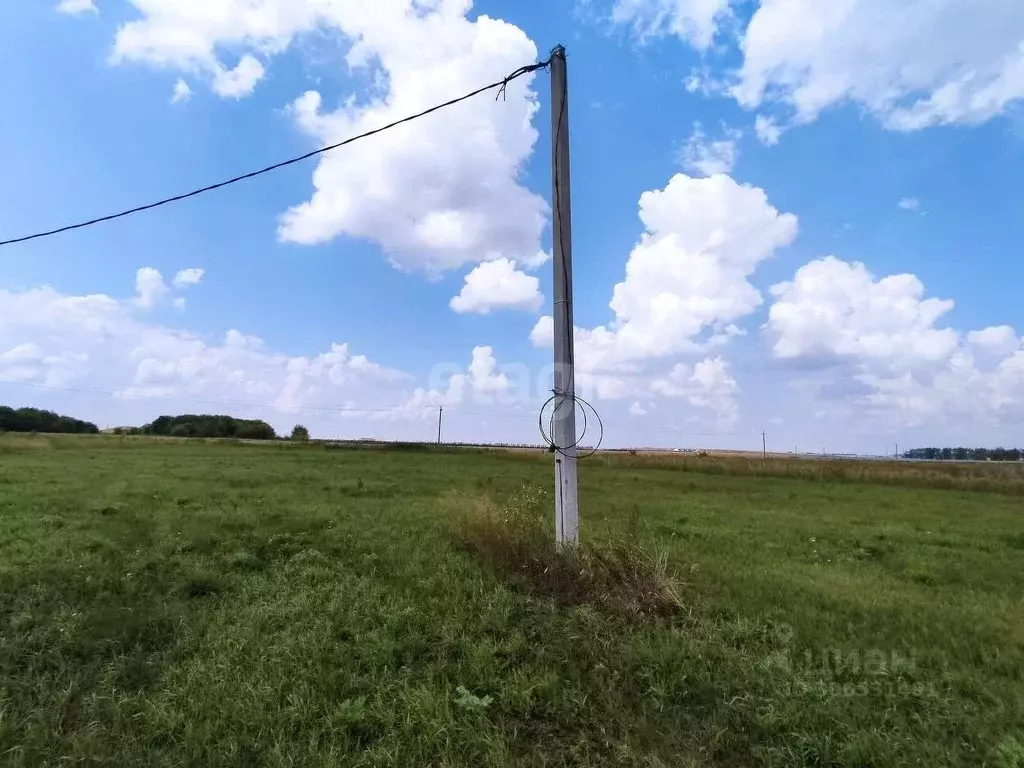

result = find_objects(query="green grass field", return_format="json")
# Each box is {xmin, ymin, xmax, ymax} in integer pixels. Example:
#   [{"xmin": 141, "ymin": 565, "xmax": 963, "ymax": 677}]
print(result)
[{"xmin": 1, "ymin": 434, "xmax": 1022, "ymax": 767}]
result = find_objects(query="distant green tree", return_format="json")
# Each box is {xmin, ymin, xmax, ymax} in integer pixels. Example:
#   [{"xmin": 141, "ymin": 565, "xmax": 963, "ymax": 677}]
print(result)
[
  {"xmin": 290, "ymin": 424, "xmax": 310, "ymax": 441},
  {"xmin": 139, "ymin": 414, "xmax": 276, "ymax": 440},
  {"xmin": 0, "ymin": 406, "xmax": 99, "ymax": 434},
  {"xmin": 905, "ymin": 446, "xmax": 1022, "ymax": 461}
]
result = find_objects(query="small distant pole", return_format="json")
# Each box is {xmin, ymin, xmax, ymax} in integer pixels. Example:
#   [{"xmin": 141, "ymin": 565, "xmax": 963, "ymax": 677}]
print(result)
[
  {"xmin": 762, "ymin": 431, "xmax": 767, "ymax": 459},
  {"xmin": 437, "ymin": 406, "xmax": 443, "ymax": 445},
  {"xmin": 895, "ymin": 443, "xmax": 899, "ymax": 460},
  {"xmin": 550, "ymin": 44, "xmax": 579, "ymax": 546}
]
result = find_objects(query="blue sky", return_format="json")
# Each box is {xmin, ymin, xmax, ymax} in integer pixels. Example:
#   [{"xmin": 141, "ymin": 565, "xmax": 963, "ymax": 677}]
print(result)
[{"xmin": 2, "ymin": 0, "xmax": 1023, "ymax": 452}]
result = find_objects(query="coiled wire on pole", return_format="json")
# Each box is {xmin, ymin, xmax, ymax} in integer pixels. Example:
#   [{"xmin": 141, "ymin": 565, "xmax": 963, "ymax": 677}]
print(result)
[{"xmin": 538, "ymin": 390, "xmax": 604, "ymax": 458}]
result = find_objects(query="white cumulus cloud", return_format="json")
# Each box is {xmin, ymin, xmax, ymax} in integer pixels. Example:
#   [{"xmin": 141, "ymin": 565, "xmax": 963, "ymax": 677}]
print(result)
[
  {"xmin": 132, "ymin": 267, "xmax": 204, "ymax": 309},
  {"xmin": 611, "ymin": 0, "xmax": 732, "ymax": 50},
  {"xmin": 968, "ymin": 325, "xmax": 1021, "ymax": 357},
  {"xmin": 0, "ymin": 272, "xmax": 409, "ymax": 429},
  {"xmin": 754, "ymin": 115, "xmax": 783, "ymax": 146},
  {"xmin": 94, "ymin": 1, "xmax": 547, "ymax": 275},
  {"xmin": 651, "ymin": 356, "xmax": 739, "ymax": 424},
  {"xmin": 526, "ymin": 172, "xmax": 792, "ymax": 422},
  {"xmin": 406, "ymin": 345, "xmax": 511, "ymax": 408},
  {"xmin": 577, "ymin": 173, "xmax": 797, "ymax": 371},
  {"xmin": 0, "ymin": 342, "xmax": 89, "ymax": 388},
  {"xmin": 450, "ymin": 258, "xmax": 542, "ymax": 315},
  {"xmin": 56, "ymin": 0, "xmax": 96, "ymax": 15},
  {"xmin": 133, "ymin": 267, "xmax": 169, "ymax": 309},
  {"xmin": 211, "ymin": 55, "xmax": 265, "ymax": 98},
  {"xmin": 172, "ymin": 268, "xmax": 204, "ymax": 288},
  {"xmin": 679, "ymin": 122, "xmax": 742, "ymax": 176},
  {"xmin": 611, "ymin": 0, "xmax": 1024, "ymax": 133},
  {"xmin": 767, "ymin": 256, "xmax": 959, "ymax": 365},
  {"xmin": 110, "ymin": 1, "xmax": 301, "ymax": 94},
  {"xmin": 628, "ymin": 401, "xmax": 649, "ymax": 417},
  {"xmin": 276, "ymin": 5, "xmax": 546, "ymax": 272},
  {"xmin": 530, "ymin": 315, "xmax": 554, "ymax": 348},
  {"xmin": 765, "ymin": 256, "xmax": 1024, "ymax": 429},
  {"xmin": 170, "ymin": 79, "xmax": 192, "ymax": 104},
  {"xmin": 733, "ymin": 0, "xmax": 1024, "ymax": 130}
]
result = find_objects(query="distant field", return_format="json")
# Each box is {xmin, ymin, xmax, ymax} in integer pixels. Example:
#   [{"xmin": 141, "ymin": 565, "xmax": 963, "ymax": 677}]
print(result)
[{"xmin": 0, "ymin": 434, "xmax": 1021, "ymax": 766}]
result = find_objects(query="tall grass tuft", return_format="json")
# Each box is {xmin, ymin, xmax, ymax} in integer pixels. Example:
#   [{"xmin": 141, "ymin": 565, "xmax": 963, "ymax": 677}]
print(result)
[
  {"xmin": 0, "ymin": 434, "xmax": 53, "ymax": 453},
  {"xmin": 451, "ymin": 485, "xmax": 683, "ymax": 619}
]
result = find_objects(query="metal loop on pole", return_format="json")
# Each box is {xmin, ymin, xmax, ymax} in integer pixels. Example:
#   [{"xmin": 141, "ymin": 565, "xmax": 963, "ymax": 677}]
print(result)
[{"xmin": 538, "ymin": 391, "xmax": 604, "ymax": 458}]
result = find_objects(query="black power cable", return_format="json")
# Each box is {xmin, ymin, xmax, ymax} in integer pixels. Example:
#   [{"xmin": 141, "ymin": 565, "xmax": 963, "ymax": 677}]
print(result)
[{"xmin": 0, "ymin": 58, "xmax": 552, "ymax": 248}]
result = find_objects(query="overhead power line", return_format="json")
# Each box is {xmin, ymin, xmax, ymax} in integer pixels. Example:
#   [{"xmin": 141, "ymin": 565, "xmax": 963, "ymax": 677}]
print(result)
[
  {"xmin": 1, "ymin": 378, "xmax": 761, "ymax": 439},
  {"xmin": 0, "ymin": 378, "xmax": 536, "ymax": 421},
  {"xmin": 0, "ymin": 59, "xmax": 551, "ymax": 248}
]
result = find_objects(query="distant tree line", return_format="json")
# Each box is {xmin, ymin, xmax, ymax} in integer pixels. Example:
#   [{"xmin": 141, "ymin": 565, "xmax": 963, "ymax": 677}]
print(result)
[
  {"xmin": 113, "ymin": 414, "xmax": 277, "ymax": 440},
  {"xmin": 0, "ymin": 406, "xmax": 99, "ymax": 434},
  {"xmin": 904, "ymin": 447, "xmax": 1022, "ymax": 461}
]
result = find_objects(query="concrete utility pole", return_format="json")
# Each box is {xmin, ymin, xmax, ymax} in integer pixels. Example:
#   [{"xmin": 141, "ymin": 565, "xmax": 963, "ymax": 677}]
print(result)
[
  {"xmin": 550, "ymin": 45, "xmax": 579, "ymax": 546},
  {"xmin": 437, "ymin": 406, "xmax": 443, "ymax": 445},
  {"xmin": 762, "ymin": 431, "xmax": 767, "ymax": 459}
]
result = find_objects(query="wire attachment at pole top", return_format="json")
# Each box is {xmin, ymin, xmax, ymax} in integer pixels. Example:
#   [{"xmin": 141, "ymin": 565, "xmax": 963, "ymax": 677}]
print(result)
[{"xmin": 0, "ymin": 55, "xmax": 554, "ymax": 248}]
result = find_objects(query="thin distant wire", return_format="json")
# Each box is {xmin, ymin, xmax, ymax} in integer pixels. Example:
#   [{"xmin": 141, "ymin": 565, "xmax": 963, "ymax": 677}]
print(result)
[
  {"xmin": 0, "ymin": 58, "xmax": 552, "ymax": 248},
  {"xmin": 1, "ymin": 379, "xmax": 419, "ymax": 414},
  {"xmin": 0, "ymin": 378, "xmax": 539, "ymax": 421},
  {"xmin": 1, "ymin": 379, "xmax": 758, "ymax": 441},
  {"xmin": 630, "ymin": 426, "xmax": 753, "ymax": 438}
]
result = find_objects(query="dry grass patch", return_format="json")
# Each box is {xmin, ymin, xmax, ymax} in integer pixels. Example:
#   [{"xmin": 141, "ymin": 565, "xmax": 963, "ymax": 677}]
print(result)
[
  {"xmin": 594, "ymin": 452, "xmax": 1024, "ymax": 495},
  {"xmin": 0, "ymin": 434, "xmax": 54, "ymax": 454},
  {"xmin": 449, "ymin": 485, "xmax": 684, "ymax": 620}
]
